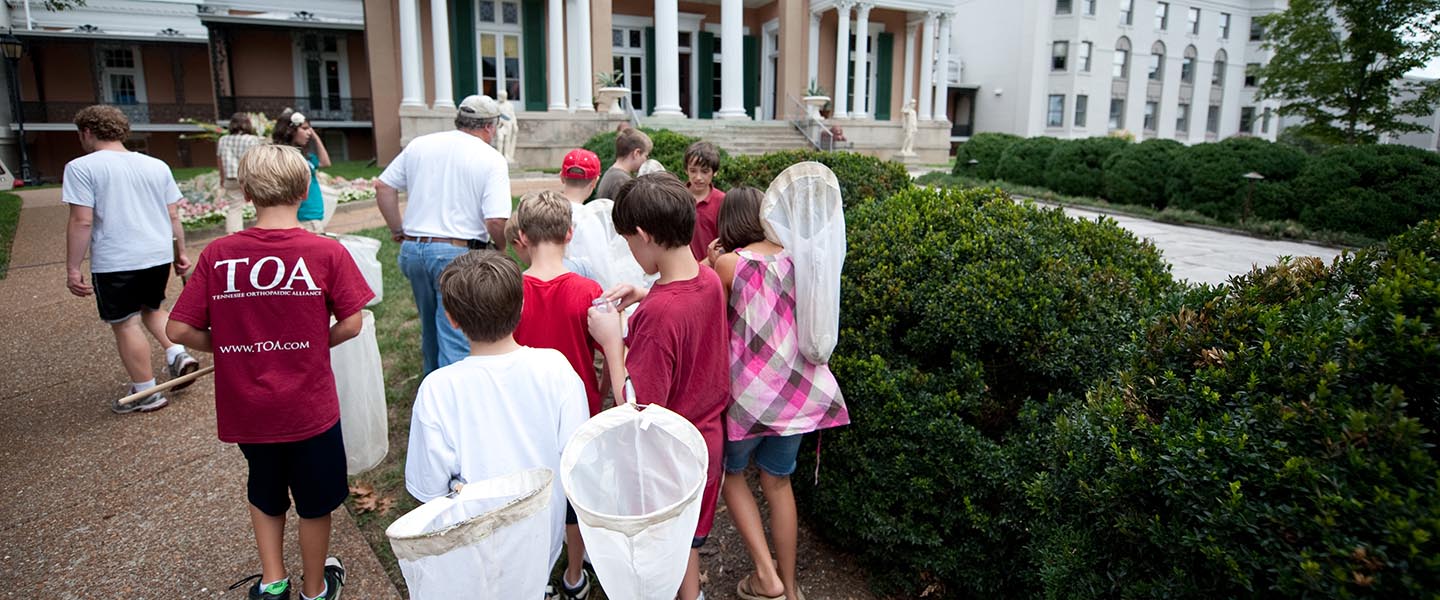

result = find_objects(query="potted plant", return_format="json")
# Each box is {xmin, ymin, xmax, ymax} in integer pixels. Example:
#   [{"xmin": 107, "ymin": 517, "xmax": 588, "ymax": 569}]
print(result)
[
  {"xmin": 803, "ymin": 80, "xmax": 831, "ymax": 119},
  {"xmin": 595, "ymin": 71, "xmax": 630, "ymax": 115}
]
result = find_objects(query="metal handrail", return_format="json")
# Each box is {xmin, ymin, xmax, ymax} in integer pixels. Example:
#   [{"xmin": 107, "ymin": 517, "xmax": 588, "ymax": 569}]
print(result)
[
  {"xmin": 624, "ymin": 96, "xmax": 642, "ymax": 129},
  {"xmin": 785, "ymin": 93, "xmax": 835, "ymax": 151}
]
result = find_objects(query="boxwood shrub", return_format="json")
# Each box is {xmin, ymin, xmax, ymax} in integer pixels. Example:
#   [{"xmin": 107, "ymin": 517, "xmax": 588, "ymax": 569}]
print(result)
[
  {"xmin": 580, "ymin": 127, "xmax": 719, "ymax": 176},
  {"xmin": 797, "ymin": 186, "xmax": 1176, "ymax": 597},
  {"xmin": 1044, "ymin": 137, "xmax": 1130, "ymax": 198},
  {"xmin": 1294, "ymin": 144, "xmax": 1440, "ymax": 239},
  {"xmin": 995, "ymin": 136, "xmax": 1061, "ymax": 187},
  {"xmin": 1102, "ymin": 138, "xmax": 1185, "ymax": 208},
  {"xmin": 717, "ymin": 150, "xmax": 911, "ymax": 208},
  {"xmin": 953, "ymin": 132, "xmax": 1023, "ymax": 179},
  {"xmin": 1165, "ymin": 137, "xmax": 1307, "ymax": 221},
  {"xmin": 1031, "ymin": 222, "xmax": 1440, "ymax": 598}
]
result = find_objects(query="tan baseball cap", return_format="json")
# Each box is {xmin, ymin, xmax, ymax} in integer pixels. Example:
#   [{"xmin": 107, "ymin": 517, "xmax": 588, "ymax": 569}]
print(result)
[{"xmin": 458, "ymin": 95, "xmax": 508, "ymax": 120}]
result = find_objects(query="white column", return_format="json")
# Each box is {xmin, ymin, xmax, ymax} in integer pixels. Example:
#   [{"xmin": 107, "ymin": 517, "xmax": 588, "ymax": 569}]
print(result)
[
  {"xmin": 398, "ymin": 0, "xmax": 425, "ymax": 107},
  {"xmin": 917, "ymin": 11, "xmax": 935, "ymax": 119},
  {"xmin": 807, "ymin": 11, "xmax": 820, "ymax": 90},
  {"xmin": 575, "ymin": 0, "xmax": 594, "ymax": 110},
  {"xmin": 547, "ymin": 0, "xmax": 567, "ymax": 110},
  {"xmin": 931, "ymin": 12, "xmax": 951, "ymax": 122},
  {"xmin": 430, "ymin": 0, "xmax": 455, "ymax": 108},
  {"xmin": 716, "ymin": 0, "xmax": 746, "ymax": 118},
  {"xmin": 831, "ymin": 0, "xmax": 853, "ymax": 118},
  {"xmin": 652, "ymin": 0, "xmax": 685, "ymax": 117},
  {"xmin": 850, "ymin": 2, "xmax": 871, "ymax": 119},
  {"xmin": 565, "ymin": 0, "xmax": 586, "ymax": 110},
  {"xmin": 902, "ymin": 19, "xmax": 918, "ymax": 108}
]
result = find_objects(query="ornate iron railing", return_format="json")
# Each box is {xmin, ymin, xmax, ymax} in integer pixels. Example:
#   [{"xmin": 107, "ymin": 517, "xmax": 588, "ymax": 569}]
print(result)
[
  {"xmin": 21, "ymin": 101, "xmax": 214, "ymax": 124},
  {"xmin": 217, "ymin": 96, "xmax": 373, "ymax": 122}
]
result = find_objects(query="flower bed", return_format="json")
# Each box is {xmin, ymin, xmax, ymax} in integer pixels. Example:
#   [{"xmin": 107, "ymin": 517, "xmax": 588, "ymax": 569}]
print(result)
[{"xmin": 177, "ymin": 171, "xmax": 378, "ymax": 230}]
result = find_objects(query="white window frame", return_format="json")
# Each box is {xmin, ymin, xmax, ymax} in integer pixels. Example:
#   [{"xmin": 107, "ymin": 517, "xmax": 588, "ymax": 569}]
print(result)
[
  {"xmin": 1075, "ymin": 94, "xmax": 1088, "ymax": 127},
  {"xmin": 1047, "ymin": 94, "xmax": 1065, "ymax": 128},
  {"xmin": 1052, "ymin": 40, "xmax": 1069, "ymax": 71},
  {"xmin": 291, "ymin": 32, "xmax": 352, "ymax": 117},
  {"xmin": 1143, "ymin": 100, "xmax": 1158, "ymax": 132},
  {"xmin": 1188, "ymin": 7, "xmax": 1200, "ymax": 34},
  {"xmin": 1119, "ymin": 0, "xmax": 1133, "ymax": 25},
  {"xmin": 98, "ymin": 45, "xmax": 148, "ymax": 106},
  {"xmin": 614, "ymin": 15, "xmax": 653, "ymax": 115},
  {"xmin": 761, "ymin": 19, "xmax": 780, "ymax": 119},
  {"xmin": 1219, "ymin": 13, "xmax": 1232, "ymax": 39},
  {"xmin": 1155, "ymin": 2, "xmax": 1169, "ymax": 30},
  {"xmin": 476, "ymin": 0, "xmax": 526, "ymax": 107},
  {"xmin": 1079, "ymin": 41, "xmax": 1092, "ymax": 72}
]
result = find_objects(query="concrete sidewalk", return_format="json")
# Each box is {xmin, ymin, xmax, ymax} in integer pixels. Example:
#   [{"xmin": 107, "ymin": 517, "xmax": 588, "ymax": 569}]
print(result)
[{"xmin": 0, "ymin": 188, "xmax": 402, "ymax": 599}]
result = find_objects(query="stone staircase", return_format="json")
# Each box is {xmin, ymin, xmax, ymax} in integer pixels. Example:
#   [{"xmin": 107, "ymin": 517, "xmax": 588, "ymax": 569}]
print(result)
[{"xmin": 642, "ymin": 118, "xmax": 816, "ymax": 155}]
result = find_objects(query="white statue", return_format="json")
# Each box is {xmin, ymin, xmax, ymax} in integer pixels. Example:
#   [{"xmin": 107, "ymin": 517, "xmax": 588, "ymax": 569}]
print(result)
[
  {"xmin": 899, "ymin": 99, "xmax": 918, "ymax": 157},
  {"xmin": 496, "ymin": 90, "xmax": 518, "ymax": 163}
]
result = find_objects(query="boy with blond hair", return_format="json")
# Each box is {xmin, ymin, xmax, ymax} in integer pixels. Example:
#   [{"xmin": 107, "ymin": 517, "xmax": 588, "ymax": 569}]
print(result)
[
  {"xmin": 168, "ymin": 145, "xmax": 374, "ymax": 600},
  {"xmin": 596, "ymin": 128, "xmax": 651, "ymax": 201},
  {"xmin": 588, "ymin": 173, "xmax": 729, "ymax": 600},
  {"xmin": 405, "ymin": 250, "xmax": 589, "ymax": 585}
]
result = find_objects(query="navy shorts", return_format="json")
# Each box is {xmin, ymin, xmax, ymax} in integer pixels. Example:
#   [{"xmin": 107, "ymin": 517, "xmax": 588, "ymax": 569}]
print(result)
[
  {"xmin": 92, "ymin": 263, "xmax": 170, "ymax": 323},
  {"xmin": 238, "ymin": 421, "xmax": 348, "ymax": 519},
  {"xmin": 723, "ymin": 434, "xmax": 803, "ymax": 477}
]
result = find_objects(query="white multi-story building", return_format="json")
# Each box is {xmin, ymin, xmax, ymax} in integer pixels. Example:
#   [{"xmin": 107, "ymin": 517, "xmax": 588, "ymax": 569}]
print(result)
[{"xmin": 951, "ymin": 0, "xmax": 1285, "ymax": 144}]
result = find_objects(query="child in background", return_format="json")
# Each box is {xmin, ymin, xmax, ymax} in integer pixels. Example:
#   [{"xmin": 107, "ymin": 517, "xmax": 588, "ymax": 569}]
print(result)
[
  {"xmin": 557, "ymin": 149, "xmax": 601, "ymax": 281},
  {"xmin": 682, "ymin": 142, "xmax": 725, "ymax": 264},
  {"xmin": 167, "ymin": 145, "xmax": 373, "ymax": 600},
  {"xmin": 271, "ymin": 109, "xmax": 331, "ymax": 233},
  {"xmin": 595, "ymin": 128, "xmax": 652, "ymax": 201},
  {"xmin": 588, "ymin": 173, "xmax": 729, "ymax": 600},
  {"xmin": 709, "ymin": 187, "xmax": 849, "ymax": 600},
  {"xmin": 404, "ymin": 250, "xmax": 590, "ymax": 579}
]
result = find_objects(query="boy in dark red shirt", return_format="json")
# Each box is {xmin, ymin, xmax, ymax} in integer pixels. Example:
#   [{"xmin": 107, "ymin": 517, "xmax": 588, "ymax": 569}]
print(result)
[
  {"xmin": 588, "ymin": 173, "xmax": 729, "ymax": 600},
  {"xmin": 168, "ymin": 145, "xmax": 373, "ymax": 600},
  {"xmin": 683, "ymin": 141, "xmax": 725, "ymax": 264},
  {"xmin": 512, "ymin": 190, "xmax": 622, "ymax": 599}
]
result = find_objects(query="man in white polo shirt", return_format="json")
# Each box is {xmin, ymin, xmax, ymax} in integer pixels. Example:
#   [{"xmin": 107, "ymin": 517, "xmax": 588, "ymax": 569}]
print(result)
[{"xmin": 376, "ymin": 94, "xmax": 512, "ymax": 374}]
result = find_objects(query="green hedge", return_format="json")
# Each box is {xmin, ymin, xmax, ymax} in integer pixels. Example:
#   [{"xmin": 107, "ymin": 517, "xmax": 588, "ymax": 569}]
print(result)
[
  {"xmin": 1102, "ymin": 138, "xmax": 1184, "ymax": 208},
  {"xmin": 580, "ymin": 127, "xmax": 720, "ymax": 176},
  {"xmin": 1032, "ymin": 223, "xmax": 1440, "ymax": 597},
  {"xmin": 1294, "ymin": 144, "xmax": 1440, "ymax": 239},
  {"xmin": 953, "ymin": 132, "xmax": 1023, "ymax": 180},
  {"xmin": 1044, "ymin": 137, "xmax": 1130, "ymax": 198},
  {"xmin": 717, "ymin": 150, "xmax": 911, "ymax": 208},
  {"xmin": 1165, "ymin": 137, "xmax": 1307, "ymax": 222},
  {"xmin": 995, "ymin": 136, "xmax": 1061, "ymax": 187},
  {"xmin": 799, "ymin": 186, "xmax": 1176, "ymax": 597}
]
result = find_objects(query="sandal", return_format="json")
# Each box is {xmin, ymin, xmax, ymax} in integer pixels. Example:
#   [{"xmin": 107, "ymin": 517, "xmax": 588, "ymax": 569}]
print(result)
[{"xmin": 736, "ymin": 573, "xmax": 785, "ymax": 600}]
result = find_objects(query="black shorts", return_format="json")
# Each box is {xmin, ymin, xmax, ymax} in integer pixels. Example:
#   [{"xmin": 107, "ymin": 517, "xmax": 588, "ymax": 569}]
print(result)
[
  {"xmin": 238, "ymin": 421, "xmax": 349, "ymax": 519},
  {"xmin": 92, "ymin": 263, "xmax": 170, "ymax": 323}
]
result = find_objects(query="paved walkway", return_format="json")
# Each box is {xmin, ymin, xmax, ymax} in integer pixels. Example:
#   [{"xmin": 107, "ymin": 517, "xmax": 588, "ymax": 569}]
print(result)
[{"xmin": 0, "ymin": 188, "xmax": 402, "ymax": 599}]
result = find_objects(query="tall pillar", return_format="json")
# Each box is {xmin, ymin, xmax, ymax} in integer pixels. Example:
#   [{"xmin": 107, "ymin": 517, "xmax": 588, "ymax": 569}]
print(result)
[
  {"xmin": 850, "ymin": 3, "xmax": 871, "ymax": 118},
  {"xmin": 917, "ymin": 11, "xmax": 935, "ymax": 119},
  {"xmin": 903, "ymin": 19, "xmax": 918, "ymax": 107},
  {"xmin": 716, "ymin": 0, "xmax": 747, "ymax": 118},
  {"xmin": 575, "ymin": 0, "xmax": 594, "ymax": 110},
  {"xmin": 652, "ymin": 0, "xmax": 685, "ymax": 117},
  {"xmin": 547, "ymin": 0, "xmax": 567, "ymax": 110},
  {"xmin": 398, "ymin": 0, "xmax": 425, "ymax": 107},
  {"xmin": 831, "ymin": 0, "xmax": 853, "ymax": 118},
  {"xmin": 430, "ymin": 0, "xmax": 454, "ymax": 108},
  {"xmin": 931, "ymin": 12, "xmax": 951, "ymax": 122},
  {"xmin": 807, "ymin": 11, "xmax": 820, "ymax": 90}
]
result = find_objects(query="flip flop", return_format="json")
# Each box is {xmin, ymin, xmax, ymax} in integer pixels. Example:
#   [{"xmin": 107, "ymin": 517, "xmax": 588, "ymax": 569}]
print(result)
[{"xmin": 736, "ymin": 574, "xmax": 785, "ymax": 600}]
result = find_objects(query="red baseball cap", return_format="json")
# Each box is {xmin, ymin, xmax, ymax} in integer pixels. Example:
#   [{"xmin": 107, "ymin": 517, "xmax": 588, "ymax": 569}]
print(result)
[{"xmin": 561, "ymin": 149, "xmax": 601, "ymax": 180}]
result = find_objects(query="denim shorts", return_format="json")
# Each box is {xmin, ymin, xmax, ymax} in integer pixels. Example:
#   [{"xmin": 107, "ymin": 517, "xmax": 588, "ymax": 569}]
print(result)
[{"xmin": 722, "ymin": 434, "xmax": 803, "ymax": 477}]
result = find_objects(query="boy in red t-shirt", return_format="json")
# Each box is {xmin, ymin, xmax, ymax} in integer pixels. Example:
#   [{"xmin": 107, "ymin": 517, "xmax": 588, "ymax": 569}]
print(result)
[
  {"xmin": 512, "ymin": 190, "xmax": 621, "ymax": 598},
  {"xmin": 588, "ymin": 173, "xmax": 729, "ymax": 600},
  {"xmin": 168, "ymin": 145, "xmax": 373, "ymax": 600},
  {"xmin": 683, "ymin": 141, "xmax": 725, "ymax": 265}
]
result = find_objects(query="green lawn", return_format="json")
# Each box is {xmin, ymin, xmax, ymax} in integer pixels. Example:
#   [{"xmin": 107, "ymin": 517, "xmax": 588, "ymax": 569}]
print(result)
[
  {"xmin": 322, "ymin": 160, "xmax": 383, "ymax": 180},
  {"xmin": 0, "ymin": 193, "xmax": 20, "ymax": 279}
]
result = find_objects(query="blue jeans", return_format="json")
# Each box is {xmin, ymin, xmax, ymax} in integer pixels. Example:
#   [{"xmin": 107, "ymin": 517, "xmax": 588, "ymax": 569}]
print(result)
[
  {"xmin": 398, "ymin": 241, "xmax": 470, "ymax": 375},
  {"xmin": 723, "ymin": 434, "xmax": 804, "ymax": 477}
]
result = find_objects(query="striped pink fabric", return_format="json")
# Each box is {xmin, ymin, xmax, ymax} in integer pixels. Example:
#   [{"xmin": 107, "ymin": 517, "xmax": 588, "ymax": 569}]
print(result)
[{"xmin": 726, "ymin": 249, "xmax": 848, "ymax": 442}]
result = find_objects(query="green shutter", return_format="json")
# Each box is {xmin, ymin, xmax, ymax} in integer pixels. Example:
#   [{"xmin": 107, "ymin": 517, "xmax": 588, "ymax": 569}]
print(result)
[
  {"xmin": 698, "ymin": 31, "xmax": 714, "ymax": 119},
  {"xmin": 450, "ymin": 0, "xmax": 478, "ymax": 104},
  {"xmin": 743, "ymin": 35, "xmax": 757, "ymax": 117},
  {"xmin": 645, "ymin": 27, "xmax": 656, "ymax": 115},
  {"xmin": 521, "ymin": 0, "xmax": 546, "ymax": 111},
  {"xmin": 875, "ymin": 32, "xmax": 894, "ymax": 120}
]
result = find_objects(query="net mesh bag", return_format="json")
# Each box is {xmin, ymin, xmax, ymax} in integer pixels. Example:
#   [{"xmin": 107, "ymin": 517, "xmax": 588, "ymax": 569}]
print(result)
[
  {"xmin": 761, "ymin": 162, "xmax": 847, "ymax": 364},
  {"xmin": 330, "ymin": 309, "xmax": 387, "ymax": 475}
]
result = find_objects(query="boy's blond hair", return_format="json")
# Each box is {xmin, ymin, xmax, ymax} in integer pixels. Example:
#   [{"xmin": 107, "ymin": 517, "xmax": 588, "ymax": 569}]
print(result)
[
  {"xmin": 239, "ymin": 145, "xmax": 311, "ymax": 207},
  {"xmin": 503, "ymin": 215, "xmax": 522, "ymax": 248},
  {"xmin": 615, "ymin": 128, "xmax": 652, "ymax": 159},
  {"xmin": 515, "ymin": 190, "xmax": 572, "ymax": 245},
  {"xmin": 439, "ymin": 250, "xmax": 523, "ymax": 343}
]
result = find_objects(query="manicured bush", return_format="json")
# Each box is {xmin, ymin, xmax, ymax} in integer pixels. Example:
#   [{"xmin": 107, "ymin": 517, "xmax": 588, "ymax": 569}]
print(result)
[
  {"xmin": 1102, "ymin": 138, "xmax": 1185, "ymax": 208},
  {"xmin": 1165, "ymin": 137, "xmax": 1307, "ymax": 222},
  {"xmin": 1044, "ymin": 137, "xmax": 1131, "ymax": 198},
  {"xmin": 580, "ymin": 127, "xmax": 719, "ymax": 176},
  {"xmin": 952, "ymin": 132, "xmax": 1023, "ymax": 179},
  {"xmin": 717, "ymin": 150, "xmax": 911, "ymax": 208},
  {"xmin": 797, "ymin": 186, "xmax": 1176, "ymax": 597},
  {"xmin": 1031, "ymin": 224, "xmax": 1440, "ymax": 598},
  {"xmin": 994, "ymin": 136, "xmax": 1061, "ymax": 187},
  {"xmin": 1294, "ymin": 144, "xmax": 1440, "ymax": 240}
]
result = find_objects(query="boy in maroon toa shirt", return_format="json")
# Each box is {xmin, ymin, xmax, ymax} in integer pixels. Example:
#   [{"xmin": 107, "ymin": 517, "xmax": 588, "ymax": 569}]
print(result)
[
  {"xmin": 588, "ymin": 172, "xmax": 729, "ymax": 600},
  {"xmin": 168, "ymin": 145, "xmax": 373, "ymax": 600}
]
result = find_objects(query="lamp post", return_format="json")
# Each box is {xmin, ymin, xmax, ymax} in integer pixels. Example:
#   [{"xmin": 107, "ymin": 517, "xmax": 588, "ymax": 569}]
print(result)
[
  {"xmin": 0, "ymin": 32, "xmax": 32, "ymax": 185},
  {"xmin": 1241, "ymin": 171, "xmax": 1264, "ymax": 224}
]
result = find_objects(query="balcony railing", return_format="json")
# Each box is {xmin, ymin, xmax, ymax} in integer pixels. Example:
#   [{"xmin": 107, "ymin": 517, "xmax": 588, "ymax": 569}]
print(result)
[
  {"xmin": 218, "ymin": 96, "xmax": 373, "ymax": 122},
  {"xmin": 21, "ymin": 101, "xmax": 215, "ymax": 125}
]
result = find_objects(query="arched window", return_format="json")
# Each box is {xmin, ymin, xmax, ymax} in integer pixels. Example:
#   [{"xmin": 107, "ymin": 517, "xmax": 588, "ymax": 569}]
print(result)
[
  {"xmin": 1148, "ymin": 40, "xmax": 1166, "ymax": 81},
  {"xmin": 1181, "ymin": 45, "xmax": 1198, "ymax": 83},
  {"xmin": 1212, "ymin": 49, "xmax": 1228, "ymax": 87},
  {"xmin": 1113, "ymin": 36, "xmax": 1132, "ymax": 79}
]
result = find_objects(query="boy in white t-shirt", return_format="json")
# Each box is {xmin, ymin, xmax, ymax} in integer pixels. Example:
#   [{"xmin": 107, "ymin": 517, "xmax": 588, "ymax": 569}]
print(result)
[{"xmin": 404, "ymin": 250, "xmax": 589, "ymax": 574}]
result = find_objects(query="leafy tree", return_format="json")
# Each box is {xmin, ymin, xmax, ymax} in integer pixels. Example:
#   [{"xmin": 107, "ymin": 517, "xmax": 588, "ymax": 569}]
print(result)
[{"xmin": 1256, "ymin": 0, "xmax": 1440, "ymax": 144}]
